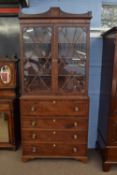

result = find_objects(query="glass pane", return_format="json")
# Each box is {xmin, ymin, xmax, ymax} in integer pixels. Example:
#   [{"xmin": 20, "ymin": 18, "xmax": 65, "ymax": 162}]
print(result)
[
  {"xmin": 58, "ymin": 27, "xmax": 86, "ymax": 93},
  {"xmin": 101, "ymin": 4, "xmax": 117, "ymax": 28},
  {"xmin": 0, "ymin": 112, "xmax": 9, "ymax": 142},
  {"xmin": 23, "ymin": 27, "xmax": 52, "ymax": 93}
]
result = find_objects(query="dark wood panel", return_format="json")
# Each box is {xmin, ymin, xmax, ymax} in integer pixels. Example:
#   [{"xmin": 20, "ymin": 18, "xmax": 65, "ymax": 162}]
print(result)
[{"xmin": 97, "ymin": 28, "xmax": 117, "ymax": 171}]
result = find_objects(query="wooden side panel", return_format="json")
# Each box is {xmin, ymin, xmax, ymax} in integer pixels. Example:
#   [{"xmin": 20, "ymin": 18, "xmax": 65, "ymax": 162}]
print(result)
[
  {"xmin": 98, "ymin": 33, "xmax": 115, "ymax": 145},
  {"xmin": 97, "ymin": 28, "xmax": 117, "ymax": 171}
]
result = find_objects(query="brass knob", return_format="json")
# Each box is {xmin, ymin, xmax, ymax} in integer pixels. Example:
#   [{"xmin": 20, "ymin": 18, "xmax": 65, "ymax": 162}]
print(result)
[
  {"xmin": 53, "ymin": 59, "xmax": 57, "ymax": 63},
  {"xmin": 53, "ymin": 119, "xmax": 56, "ymax": 123},
  {"xmin": 53, "ymin": 144, "xmax": 56, "ymax": 148},
  {"xmin": 53, "ymin": 131, "xmax": 56, "ymax": 135},
  {"xmin": 32, "ymin": 133, "xmax": 37, "ymax": 139},
  {"xmin": 73, "ymin": 134, "xmax": 78, "ymax": 140},
  {"xmin": 32, "ymin": 147, "xmax": 37, "ymax": 153},
  {"xmin": 74, "ymin": 122, "xmax": 78, "ymax": 127},
  {"xmin": 31, "ymin": 105, "xmax": 36, "ymax": 112},
  {"xmin": 73, "ymin": 147, "xmax": 77, "ymax": 153},
  {"xmin": 52, "ymin": 100, "xmax": 56, "ymax": 104},
  {"xmin": 75, "ymin": 106, "xmax": 79, "ymax": 112},
  {"xmin": 31, "ymin": 121, "xmax": 36, "ymax": 127}
]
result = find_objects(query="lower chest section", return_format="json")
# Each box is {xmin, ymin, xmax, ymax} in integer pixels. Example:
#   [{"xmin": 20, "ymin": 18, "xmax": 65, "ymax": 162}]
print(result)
[{"xmin": 20, "ymin": 98, "xmax": 89, "ymax": 158}]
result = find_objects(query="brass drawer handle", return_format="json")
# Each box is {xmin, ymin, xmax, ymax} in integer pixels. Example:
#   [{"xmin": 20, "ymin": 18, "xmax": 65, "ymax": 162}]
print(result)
[
  {"xmin": 52, "ymin": 100, "xmax": 56, "ymax": 104},
  {"xmin": 75, "ymin": 106, "xmax": 79, "ymax": 112},
  {"xmin": 73, "ymin": 147, "xmax": 77, "ymax": 153},
  {"xmin": 32, "ymin": 147, "xmax": 37, "ymax": 153},
  {"xmin": 53, "ymin": 144, "xmax": 56, "ymax": 148},
  {"xmin": 74, "ymin": 122, "xmax": 78, "ymax": 127},
  {"xmin": 31, "ymin": 121, "xmax": 36, "ymax": 127},
  {"xmin": 53, "ymin": 131, "xmax": 56, "ymax": 135},
  {"xmin": 32, "ymin": 133, "xmax": 37, "ymax": 139},
  {"xmin": 31, "ymin": 105, "xmax": 36, "ymax": 112},
  {"xmin": 73, "ymin": 134, "xmax": 78, "ymax": 140},
  {"xmin": 53, "ymin": 119, "xmax": 56, "ymax": 123}
]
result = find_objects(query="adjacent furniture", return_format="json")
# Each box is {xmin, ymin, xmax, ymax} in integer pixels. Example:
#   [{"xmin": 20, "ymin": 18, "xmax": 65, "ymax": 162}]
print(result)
[
  {"xmin": 19, "ymin": 7, "xmax": 92, "ymax": 161},
  {"xmin": 0, "ymin": 59, "xmax": 19, "ymax": 149},
  {"xmin": 97, "ymin": 27, "xmax": 117, "ymax": 171}
]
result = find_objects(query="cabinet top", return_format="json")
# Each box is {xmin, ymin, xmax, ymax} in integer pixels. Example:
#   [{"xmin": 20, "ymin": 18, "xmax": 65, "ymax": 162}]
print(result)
[
  {"xmin": 102, "ymin": 27, "xmax": 117, "ymax": 37},
  {"xmin": 0, "ymin": 58, "xmax": 18, "ymax": 62},
  {"xmin": 19, "ymin": 7, "xmax": 92, "ymax": 20}
]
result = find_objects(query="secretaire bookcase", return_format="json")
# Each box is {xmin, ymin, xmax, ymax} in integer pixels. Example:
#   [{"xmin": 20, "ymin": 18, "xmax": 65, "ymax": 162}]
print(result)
[{"xmin": 19, "ymin": 7, "xmax": 92, "ymax": 161}]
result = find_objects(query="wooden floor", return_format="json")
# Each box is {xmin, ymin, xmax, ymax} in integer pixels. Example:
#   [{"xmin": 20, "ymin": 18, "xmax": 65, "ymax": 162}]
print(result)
[{"xmin": 0, "ymin": 149, "xmax": 117, "ymax": 175}]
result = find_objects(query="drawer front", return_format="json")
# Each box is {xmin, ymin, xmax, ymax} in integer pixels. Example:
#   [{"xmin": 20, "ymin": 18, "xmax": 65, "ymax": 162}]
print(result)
[
  {"xmin": 20, "ymin": 100, "xmax": 88, "ymax": 116},
  {"xmin": 23, "ymin": 143, "xmax": 87, "ymax": 157},
  {"xmin": 22, "ymin": 130, "xmax": 87, "ymax": 143},
  {"xmin": 0, "ymin": 102, "xmax": 11, "ymax": 111},
  {"xmin": 108, "ymin": 116, "xmax": 117, "ymax": 145},
  {"xmin": 106, "ymin": 147, "xmax": 117, "ymax": 161},
  {"xmin": 21, "ymin": 117, "xmax": 88, "ymax": 130},
  {"xmin": 110, "ymin": 98, "xmax": 117, "ymax": 114}
]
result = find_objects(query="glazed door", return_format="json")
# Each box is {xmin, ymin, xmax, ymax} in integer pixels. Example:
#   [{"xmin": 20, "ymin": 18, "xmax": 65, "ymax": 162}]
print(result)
[
  {"xmin": 0, "ymin": 111, "xmax": 13, "ymax": 144},
  {"xmin": 57, "ymin": 26, "xmax": 88, "ymax": 95},
  {"xmin": 21, "ymin": 25, "xmax": 88, "ymax": 95},
  {"xmin": 22, "ymin": 26, "xmax": 52, "ymax": 94}
]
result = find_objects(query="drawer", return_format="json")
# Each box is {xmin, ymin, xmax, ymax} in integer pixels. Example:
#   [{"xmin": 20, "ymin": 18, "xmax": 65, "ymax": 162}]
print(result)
[
  {"xmin": 21, "ymin": 117, "xmax": 88, "ymax": 130},
  {"xmin": 108, "ymin": 116, "xmax": 117, "ymax": 145},
  {"xmin": 23, "ymin": 143, "xmax": 87, "ymax": 157},
  {"xmin": 20, "ymin": 100, "xmax": 88, "ymax": 116},
  {"xmin": 106, "ymin": 146, "xmax": 117, "ymax": 161},
  {"xmin": 0, "ymin": 101, "xmax": 11, "ymax": 111},
  {"xmin": 110, "ymin": 98, "xmax": 117, "ymax": 114},
  {"xmin": 22, "ymin": 130, "xmax": 87, "ymax": 143}
]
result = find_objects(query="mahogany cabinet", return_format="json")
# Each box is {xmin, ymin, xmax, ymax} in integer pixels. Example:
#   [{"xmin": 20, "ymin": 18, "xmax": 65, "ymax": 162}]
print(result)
[
  {"xmin": 0, "ymin": 59, "xmax": 19, "ymax": 149},
  {"xmin": 97, "ymin": 27, "xmax": 117, "ymax": 171},
  {"xmin": 19, "ymin": 7, "xmax": 92, "ymax": 161}
]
